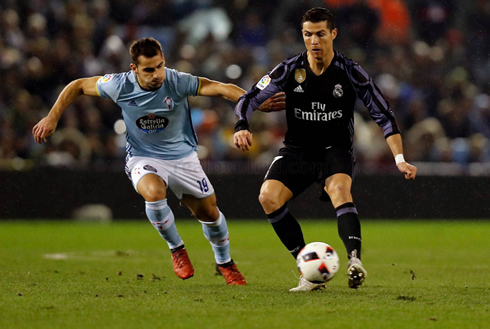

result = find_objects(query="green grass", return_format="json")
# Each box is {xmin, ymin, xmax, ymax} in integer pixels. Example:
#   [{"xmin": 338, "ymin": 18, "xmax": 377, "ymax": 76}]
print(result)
[{"xmin": 0, "ymin": 220, "xmax": 489, "ymax": 328}]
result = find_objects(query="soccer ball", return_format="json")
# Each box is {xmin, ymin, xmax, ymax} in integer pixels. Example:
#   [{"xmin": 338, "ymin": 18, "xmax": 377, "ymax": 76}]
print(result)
[{"xmin": 296, "ymin": 242, "xmax": 340, "ymax": 283}]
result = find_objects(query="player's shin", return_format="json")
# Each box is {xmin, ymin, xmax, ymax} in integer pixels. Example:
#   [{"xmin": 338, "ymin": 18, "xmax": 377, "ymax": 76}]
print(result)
[
  {"xmin": 266, "ymin": 203, "xmax": 305, "ymax": 259},
  {"xmin": 200, "ymin": 210, "xmax": 231, "ymax": 264},
  {"xmin": 335, "ymin": 202, "xmax": 362, "ymax": 259},
  {"xmin": 145, "ymin": 199, "xmax": 183, "ymax": 249}
]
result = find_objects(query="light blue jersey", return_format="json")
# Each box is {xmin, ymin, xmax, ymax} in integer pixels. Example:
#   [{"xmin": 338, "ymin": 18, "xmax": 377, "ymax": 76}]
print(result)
[{"xmin": 96, "ymin": 68, "xmax": 201, "ymax": 160}]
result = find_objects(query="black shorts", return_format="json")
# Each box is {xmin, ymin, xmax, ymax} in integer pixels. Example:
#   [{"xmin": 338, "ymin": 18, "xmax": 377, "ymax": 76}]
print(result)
[{"xmin": 264, "ymin": 146, "xmax": 355, "ymax": 202}]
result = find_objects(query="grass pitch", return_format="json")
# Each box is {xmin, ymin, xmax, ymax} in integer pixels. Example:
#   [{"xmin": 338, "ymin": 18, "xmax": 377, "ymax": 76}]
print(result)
[{"xmin": 0, "ymin": 219, "xmax": 489, "ymax": 328}]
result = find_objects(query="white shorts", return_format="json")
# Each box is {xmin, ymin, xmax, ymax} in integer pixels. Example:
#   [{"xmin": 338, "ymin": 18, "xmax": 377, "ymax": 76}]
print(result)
[{"xmin": 125, "ymin": 152, "xmax": 215, "ymax": 200}]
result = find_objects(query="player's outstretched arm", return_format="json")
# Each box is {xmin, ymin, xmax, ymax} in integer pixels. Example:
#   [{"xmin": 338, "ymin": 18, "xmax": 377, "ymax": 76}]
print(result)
[
  {"xmin": 197, "ymin": 77, "xmax": 285, "ymax": 112},
  {"xmin": 198, "ymin": 77, "xmax": 245, "ymax": 102},
  {"xmin": 32, "ymin": 76, "xmax": 101, "ymax": 144},
  {"xmin": 386, "ymin": 134, "xmax": 417, "ymax": 180}
]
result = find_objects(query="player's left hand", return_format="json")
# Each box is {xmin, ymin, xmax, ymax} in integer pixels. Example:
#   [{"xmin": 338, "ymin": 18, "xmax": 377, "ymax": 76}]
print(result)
[
  {"xmin": 32, "ymin": 116, "xmax": 58, "ymax": 144},
  {"xmin": 397, "ymin": 162, "xmax": 417, "ymax": 180},
  {"xmin": 257, "ymin": 92, "xmax": 286, "ymax": 112},
  {"xmin": 234, "ymin": 130, "xmax": 253, "ymax": 151}
]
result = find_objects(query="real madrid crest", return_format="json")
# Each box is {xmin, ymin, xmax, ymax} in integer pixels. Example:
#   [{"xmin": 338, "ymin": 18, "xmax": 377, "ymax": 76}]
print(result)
[
  {"xmin": 333, "ymin": 84, "xmax": 343, "ymax": 98},
  {"xmin": 295, "ymin": 69, "xmax": 306, "ymax": 83}
]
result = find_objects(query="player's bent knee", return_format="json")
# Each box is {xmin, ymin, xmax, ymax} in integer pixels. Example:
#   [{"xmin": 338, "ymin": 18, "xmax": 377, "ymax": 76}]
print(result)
[
  {"xmin": 140, "ymin": 182, "xmax": 166, "ymax": 202},
  {"xmin": 327, "ymin": 183, "xmax": 350, "ymax": 197},
  {"xmin": 195, "ymin": 206, "xmax": 219, "ymax": 222},
  {"xmin": 258, "ymin": 191, "xmax": 283, "ymax": 214}
]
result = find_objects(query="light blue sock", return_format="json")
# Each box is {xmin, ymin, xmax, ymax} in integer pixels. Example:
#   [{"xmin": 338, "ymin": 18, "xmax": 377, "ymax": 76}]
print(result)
[
  {"xmin": 145, "ymin": 199, "xmax": 183, "ymax": 249},
  {"xmin": 200, "ymin": 211, "xmax": 231, "ymax": 264}
]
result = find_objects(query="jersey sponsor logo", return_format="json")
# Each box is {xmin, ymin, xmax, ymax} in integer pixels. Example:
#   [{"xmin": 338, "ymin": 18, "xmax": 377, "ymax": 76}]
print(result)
[
  {"xmin": 294, "ymin": 69, "xmax": 306, "ymax": 83},
  {"xmin": 143, "ymin": 164, "xmax": 157, "ymax": 173},
  {"xmin": 164, "ymin": 96, "xmax": 174, "ymax": 110},
  {"xmin": 128, "ymin": 100, "xmax": 138, "ymax": 107},
  {"xmin": 333, "ymin": 84, "xmax": 343, "ymax": 98},
  {"xmin": 294, "ymin": 85, "xmax": 304, "ymax": 93},
  {"xmin": 294, "ymin": 107, "xmax": 343, "ymax": 122},
  {"xmin": 99, "ymin": 74, "xmax": 113, "ymax": 83},
  {"xmin": 256, "ymin": 75, "xmax": 271, "ymax": 90},
  {"xmin": 136, "ymin": 113, "xmax": 169, "ymax": 134}
]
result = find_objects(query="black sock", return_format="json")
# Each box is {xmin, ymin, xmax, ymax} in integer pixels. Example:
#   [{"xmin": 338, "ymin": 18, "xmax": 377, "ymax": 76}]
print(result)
[
  {"xmin": 336, "ymin": 202, "xmax": 362, "ymax": 260},
  {"xmin": 170, "ymin": 244, "xmax": 185, "ymax": 253},
  {"xmin": 266, "ymin": 204, "xmax": 305, "ymax": 259}
]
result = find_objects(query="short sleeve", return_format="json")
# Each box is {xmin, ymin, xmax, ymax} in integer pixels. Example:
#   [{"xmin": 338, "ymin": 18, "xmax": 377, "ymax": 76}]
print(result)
[
  {"xmin": 173, "ymin": 70, "xmax": 200, "ymax": 97},
  {"xmin": 96, "ymin": 73, "xmax": 124, "ymax": 102}
]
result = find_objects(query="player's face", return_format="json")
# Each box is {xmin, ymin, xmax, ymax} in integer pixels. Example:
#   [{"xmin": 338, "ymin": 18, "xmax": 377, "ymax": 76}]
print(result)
[
  {"xmin": 131, "ymin": 53, "xmax": 166, "ymax": 90},
  {"xmin": 302, "ymin": 21, "xmax": 337, "ymax": 60}
]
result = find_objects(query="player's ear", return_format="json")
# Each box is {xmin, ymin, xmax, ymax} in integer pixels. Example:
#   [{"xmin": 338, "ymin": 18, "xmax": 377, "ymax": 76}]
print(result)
[
  {"xmin": 331, "ymin": 28, "xmax": 338, "ymax": 40},
  {"xmin": 130, "ymin": 63, "xmax": 137, "ymax": 74}
]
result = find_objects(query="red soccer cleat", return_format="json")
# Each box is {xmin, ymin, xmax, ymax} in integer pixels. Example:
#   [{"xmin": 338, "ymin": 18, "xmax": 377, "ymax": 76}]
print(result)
[
  {"xmin": 171, "ymin": 247, "xmax": 194, "ymax": 280},
  {"xmin": 216, "ymin": 260, "xmax": 247, "ymax": 285}
]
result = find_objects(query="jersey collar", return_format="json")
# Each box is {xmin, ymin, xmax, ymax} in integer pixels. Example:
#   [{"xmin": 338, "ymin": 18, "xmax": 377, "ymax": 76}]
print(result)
[{"xmin": 303, "ymin": 50, "xmax": 337, "ymax": 77}]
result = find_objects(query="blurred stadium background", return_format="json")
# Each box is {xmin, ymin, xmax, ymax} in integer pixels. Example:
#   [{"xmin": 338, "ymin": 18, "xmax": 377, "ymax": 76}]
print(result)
[{"xmin": 0, "ymin": 0, "xmax": 489, "ymax": 219}]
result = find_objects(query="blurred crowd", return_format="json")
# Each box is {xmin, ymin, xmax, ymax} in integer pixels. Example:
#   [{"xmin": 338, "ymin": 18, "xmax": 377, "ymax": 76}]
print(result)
[{"xmin": 1, "ymin": 0, "xmax": 490, "ymax": 173}]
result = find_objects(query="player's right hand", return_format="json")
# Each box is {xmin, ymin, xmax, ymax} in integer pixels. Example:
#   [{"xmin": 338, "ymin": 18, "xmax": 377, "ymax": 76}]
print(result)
[
  {"xmin": 32, "ymin": 116, "xmax": 58, "ymax": 144},
  {"xmin": 257, "ymin": 92, "xmax": 286, "ymax": 112},
  {"xmin": 234, "ymin": 130, "xmax": 253, "ymax": 151}
]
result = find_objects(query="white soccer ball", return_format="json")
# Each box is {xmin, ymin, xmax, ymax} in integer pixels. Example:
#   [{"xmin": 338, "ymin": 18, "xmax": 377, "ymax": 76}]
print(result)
[{"xmin": 296, "ymin": 242, "xmax": 340, "ymax": 283}]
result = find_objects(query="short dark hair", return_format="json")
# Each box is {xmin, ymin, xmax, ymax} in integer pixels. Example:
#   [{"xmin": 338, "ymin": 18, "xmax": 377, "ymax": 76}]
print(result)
[
  {"xmin": 130, "ymin": 38, "xmax": 163, "ymax": 65},
  {"xmin": 301, "ymin": 7, "xmax": 336, "ymax": 31}
]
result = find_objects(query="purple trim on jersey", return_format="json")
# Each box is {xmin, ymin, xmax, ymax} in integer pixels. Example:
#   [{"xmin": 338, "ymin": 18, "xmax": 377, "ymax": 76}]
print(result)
[
  {"xmin": 335, "ymin": 52, "xmax": 399, "ymax": 138},
  {"xmin": 336, "ymin": 207, "xmax": 358, "ymax": 217},
  {"xmin": 267, "ymin": 207, "xmax": 290, "ymax": 224},
  {"xmin": 333, "ymin": 60, "xmax": 347, "ymax": 73}
]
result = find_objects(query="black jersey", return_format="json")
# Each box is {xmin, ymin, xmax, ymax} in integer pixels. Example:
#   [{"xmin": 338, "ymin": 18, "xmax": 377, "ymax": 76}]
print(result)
[{"xmin": 235, "ymin": 50, "xmax": 400, "ymax": 152}]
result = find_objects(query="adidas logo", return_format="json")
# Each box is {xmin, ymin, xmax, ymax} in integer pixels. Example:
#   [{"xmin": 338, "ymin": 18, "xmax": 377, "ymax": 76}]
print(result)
[
  {"xmin": 128, "ymin": 100, "xmax": 138, "ymax": 106},
  {"xmin": 294, "ymin": 85, "xmax": 304, "ymax": 93}
]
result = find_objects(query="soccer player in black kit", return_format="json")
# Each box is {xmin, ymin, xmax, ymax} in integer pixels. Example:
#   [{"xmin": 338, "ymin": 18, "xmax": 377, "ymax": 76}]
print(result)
[{"xmin": 234, "ymin": 7, "xmax": 417, "ymax": 291}]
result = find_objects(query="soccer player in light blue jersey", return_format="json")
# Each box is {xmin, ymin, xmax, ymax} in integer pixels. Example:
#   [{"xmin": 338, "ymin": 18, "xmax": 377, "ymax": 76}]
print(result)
[{"xmin": 33, "ymin": 37, "xmax": 285, "ymax": 285}]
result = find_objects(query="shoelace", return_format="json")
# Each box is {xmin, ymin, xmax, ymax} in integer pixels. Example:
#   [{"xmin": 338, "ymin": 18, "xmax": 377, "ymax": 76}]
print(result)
[{"xmin": 174, "ymin": 250, "xmax": 187, "ymax": 267}]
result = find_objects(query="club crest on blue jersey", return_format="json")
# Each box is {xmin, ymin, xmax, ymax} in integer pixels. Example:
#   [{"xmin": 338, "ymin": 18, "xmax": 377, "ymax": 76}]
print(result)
[
  {"xmin": 136, "ymin": 113, "xmax": 169, "ymax": 134},
  {"xmin": 164, "ymin": 96, "xmax": 174, "ymax": 110}
]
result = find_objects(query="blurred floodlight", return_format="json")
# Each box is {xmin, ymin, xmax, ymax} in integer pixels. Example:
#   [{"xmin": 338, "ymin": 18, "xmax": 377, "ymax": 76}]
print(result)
[
  {"xmin": 413, "ymin": 41, "xmax": 429, "ymax": 57},
  {"xmin": 226, "ymin": 64, "xmax": 242, "ymax": 80},
  {"xmin": 114, "ymin": 119, "xmax": 126, "ymax": 134},
  {"xmin": 27, "ymin": 56, "xmax": 42, "ymax": 72},
  {"xmin": 11, "ymin": 157, "xmax": 26, "ymax": 171},
  {"xmin": 429, "ymin": 46, "xmax": 444, "ymax": 62},
  {"xmin": 375, "ymin": 73, "xmax": 400, "ymax": 99},
  {"xmin": 475, "ymin": 93, "xmax": 490, "ymax": 109},
  {"xmin": 180, "ymin": 44, "xmax": 196, "ymax": 60}
]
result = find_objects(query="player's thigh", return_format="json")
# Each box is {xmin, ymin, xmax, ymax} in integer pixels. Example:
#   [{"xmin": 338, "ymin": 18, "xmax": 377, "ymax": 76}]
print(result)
[
  {"xmin": 181, "ymin": 193, "xmax": 219, "ymax": 222},
  {"xmin": 263, "ymin": 148, "xmax": 317, "ymax": 201},
  {"xmin": 126, "ymin": 157, "xmax": 169, "ymax": 200},
  {"xmin": 168, "ymin": 152, "xmax": 215, "ymax": 200}
]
